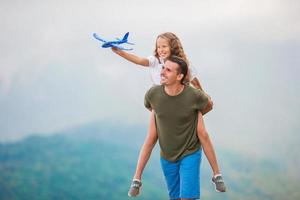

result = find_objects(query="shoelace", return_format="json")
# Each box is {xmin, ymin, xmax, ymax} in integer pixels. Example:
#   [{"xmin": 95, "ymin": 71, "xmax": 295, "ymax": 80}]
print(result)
[
  {"xmin": 131, "ymin": 181, "xmax": 142, "ymax": 188},
  {"xmin": 214, "ymin": 177, "xmax": 224, "ymax": 183}
]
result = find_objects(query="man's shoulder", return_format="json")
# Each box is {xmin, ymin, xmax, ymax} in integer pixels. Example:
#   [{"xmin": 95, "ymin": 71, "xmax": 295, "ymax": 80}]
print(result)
[
  {"xmin": 149, "ymin": 85, "xmax": 162, "ymax": 92},
  {"xmin": 146, "ymin": 85, "xmax": 162, "ymax": 96},
  {"xmin": 185, "ymin": 85, "xmax": 202, "ymax": 94},
  {"xmin": 185, "ymin": 85, "xmax": 207, "ymax": 99}
]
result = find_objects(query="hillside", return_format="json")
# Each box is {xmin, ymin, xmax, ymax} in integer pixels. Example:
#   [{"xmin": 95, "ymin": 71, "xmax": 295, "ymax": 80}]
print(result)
[{"xmin": 0, "ymin": 123, "xmax": 299, "ymax": 200}]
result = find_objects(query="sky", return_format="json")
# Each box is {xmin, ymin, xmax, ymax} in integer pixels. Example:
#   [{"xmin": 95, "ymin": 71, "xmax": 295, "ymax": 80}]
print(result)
[{"xmin": 0, "ymin": 0, "xmax": 299, "ymax": 164}]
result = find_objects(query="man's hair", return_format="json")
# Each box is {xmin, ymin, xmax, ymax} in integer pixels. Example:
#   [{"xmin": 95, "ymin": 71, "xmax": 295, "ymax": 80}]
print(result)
[{"xmin": 166, "ymin": 55, "xmax": 188, "ymax": 85}]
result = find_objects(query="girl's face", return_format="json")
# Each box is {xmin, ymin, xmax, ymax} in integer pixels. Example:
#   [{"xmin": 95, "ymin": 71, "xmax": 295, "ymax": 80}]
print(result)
[{"xmin": 156, "ymin": 37, "xmax": 171, "ymax": 60}]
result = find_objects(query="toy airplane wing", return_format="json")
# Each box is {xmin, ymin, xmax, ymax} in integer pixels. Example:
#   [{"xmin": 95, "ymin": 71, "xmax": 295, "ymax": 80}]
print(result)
[
  {"xmin": 126, "ymin": 41, "xmax": 135, "ymax": 45},
  {"xmin": 110, "ymin": 43, "xmax": 133, "ymax": 51},
  {"xmin": 115, "ymin": 38, "xmax": 135, "ymax": 45},
  {"xmin": 93, "ymin": 33, "xmax": 106, "ymax": 43}
]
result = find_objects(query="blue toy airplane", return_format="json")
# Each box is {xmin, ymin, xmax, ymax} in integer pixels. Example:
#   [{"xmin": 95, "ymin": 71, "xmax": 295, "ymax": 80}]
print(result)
[{"xmin": 93, "ymin": 32, "xmax": 134, "ymax": 51}]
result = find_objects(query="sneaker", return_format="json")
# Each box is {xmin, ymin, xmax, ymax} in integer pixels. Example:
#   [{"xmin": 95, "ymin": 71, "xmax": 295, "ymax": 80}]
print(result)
[
  {"xmin": 128, "ymin": 179, "xmax": 142, "ymax": 197},
  {"xmin": 212, "ymin": 175, "xmax": 226, "ymax": 192}
]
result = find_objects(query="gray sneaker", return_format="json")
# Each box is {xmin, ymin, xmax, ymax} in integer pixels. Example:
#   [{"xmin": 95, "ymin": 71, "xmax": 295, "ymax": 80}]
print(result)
[
  {"xmin": 212, "ymin": 175, "xmax": 226, "ymax": 192},
  {"xmin": 128, "ymin": 179, "xmax": 142, "ymax": 197}
]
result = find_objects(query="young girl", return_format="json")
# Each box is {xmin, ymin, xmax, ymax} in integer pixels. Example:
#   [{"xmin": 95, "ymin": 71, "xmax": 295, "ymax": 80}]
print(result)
[{"xmin": 111, "ymin": 32, "xmax": 226, "ymax": 196}]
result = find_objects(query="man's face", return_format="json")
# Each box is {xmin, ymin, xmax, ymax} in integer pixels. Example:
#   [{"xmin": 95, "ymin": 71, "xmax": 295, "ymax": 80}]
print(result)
[{"xmin": 160, "ymin": 60, "xmax": 183, "ymax": 85}]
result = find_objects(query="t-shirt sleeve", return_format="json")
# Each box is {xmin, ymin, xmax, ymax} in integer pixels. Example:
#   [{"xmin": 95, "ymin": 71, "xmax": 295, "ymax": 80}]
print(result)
[
  {"xmin": 144, "ymin": 89, "xmax": 152, "ymax": 109},
  {"xmin": 147, "ymin": 55, "xmax": 156, "ymax": 68},
  {"xmin": 195, "ymin": 89, "xmax": 209, "ymax": 111}
]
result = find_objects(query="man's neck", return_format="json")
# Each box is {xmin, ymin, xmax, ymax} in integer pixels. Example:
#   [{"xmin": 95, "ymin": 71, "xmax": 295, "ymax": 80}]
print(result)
[{"xmin": 164, "ymin": 83, "xmax": 185, "ymax": 96}]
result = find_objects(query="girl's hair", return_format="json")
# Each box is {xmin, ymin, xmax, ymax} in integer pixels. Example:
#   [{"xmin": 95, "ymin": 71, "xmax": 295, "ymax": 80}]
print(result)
[{"xmin": 154, "ymin": 32, "xmax": 191, "ymax": 84}]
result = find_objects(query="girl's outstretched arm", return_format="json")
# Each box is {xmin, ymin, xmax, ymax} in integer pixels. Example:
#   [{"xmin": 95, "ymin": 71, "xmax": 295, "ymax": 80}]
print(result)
[{"xmin": 111, "ymin": 47, "xmax": 149, "ymax": 67}]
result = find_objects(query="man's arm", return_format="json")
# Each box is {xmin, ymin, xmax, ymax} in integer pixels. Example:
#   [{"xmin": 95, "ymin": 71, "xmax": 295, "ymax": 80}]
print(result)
[{"xmin": 201, "ymin": 95, "xmax": 213, "ymax": 115}]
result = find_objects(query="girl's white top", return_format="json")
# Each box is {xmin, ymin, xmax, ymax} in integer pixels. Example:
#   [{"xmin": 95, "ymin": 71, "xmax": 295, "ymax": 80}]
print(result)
[{"xmin": 147, "ymin": 55, "xmax": 198, "ymax": 85}]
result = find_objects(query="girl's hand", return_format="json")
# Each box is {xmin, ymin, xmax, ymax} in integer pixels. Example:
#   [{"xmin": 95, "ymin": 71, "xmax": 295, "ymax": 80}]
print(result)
[
  {"xmin": 111, "ymin": 47, "xmax": 121, "ymax": 54},
  {"xmin": 111, "ymin": 47, "xmax": 117, "ymax": 52}
]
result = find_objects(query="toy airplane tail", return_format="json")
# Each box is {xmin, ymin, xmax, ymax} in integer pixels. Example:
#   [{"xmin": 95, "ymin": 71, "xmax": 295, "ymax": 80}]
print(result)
[
  {"xmin": 116, "ymin": 32, "xmax": 134, "ymax": 45},
  {"xmin": 122, "ymin": 32, "xmax": 129, "ymax": 41}
]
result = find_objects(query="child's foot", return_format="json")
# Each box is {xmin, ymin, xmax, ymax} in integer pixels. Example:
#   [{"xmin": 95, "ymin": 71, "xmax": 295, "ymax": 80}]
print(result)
[
  {"xmin": 128, "ymin": 179, "xmax": 142, "ymax": 197},
  {"xmin": 212, "ymin": 174, "xmax": 226, "ymax": 192}
]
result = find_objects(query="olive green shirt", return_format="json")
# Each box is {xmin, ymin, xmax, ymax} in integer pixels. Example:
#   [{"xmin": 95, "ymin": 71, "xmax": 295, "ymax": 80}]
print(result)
[{"xmin": 144, "ymin": 85, "xmax": 208, "ymax": 161}]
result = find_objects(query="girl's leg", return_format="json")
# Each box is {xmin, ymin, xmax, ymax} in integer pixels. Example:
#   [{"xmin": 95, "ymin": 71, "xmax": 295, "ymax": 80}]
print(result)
[
  {"xmin": 197, "ymin": 112, "xmax": 220, "ymax": 175},
  {"xmin": 196, "ymin": 112, "xmax": 226, "ymax": 192},
  {"xmin": 128, "ymin": 111, "xmax": 158, "ymax": 197},
  {"xmin": 132, "ymin": 110, "xmax": 158, "ymax": 180}
]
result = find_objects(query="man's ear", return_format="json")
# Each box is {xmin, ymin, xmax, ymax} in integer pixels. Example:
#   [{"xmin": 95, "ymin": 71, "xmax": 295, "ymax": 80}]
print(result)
[{"xmin": 177, "ymin": 73, "xmax": 184, "ymax": 81}]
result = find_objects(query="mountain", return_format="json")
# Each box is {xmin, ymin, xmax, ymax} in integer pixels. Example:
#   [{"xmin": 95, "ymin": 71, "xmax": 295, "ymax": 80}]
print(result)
[{"xmin": 0, "ymin": 122, "xmax": 299, "ymax": 200}]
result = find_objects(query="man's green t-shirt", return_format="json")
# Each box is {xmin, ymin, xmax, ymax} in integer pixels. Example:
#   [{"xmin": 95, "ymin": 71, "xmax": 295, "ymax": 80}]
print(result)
[{"xmin": 144, "ymin": 85, "xmax": 208, "ymax": 162}]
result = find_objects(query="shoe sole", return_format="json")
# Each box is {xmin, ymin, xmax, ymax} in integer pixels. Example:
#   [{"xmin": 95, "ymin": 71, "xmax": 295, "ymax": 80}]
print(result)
[
  {"xmin": 128, "ymin": 186, "xmax": 142, "ymax": 197},
  {"xmin": 211, "ymin": 180, "xmax": 226, "ymax": 192}
]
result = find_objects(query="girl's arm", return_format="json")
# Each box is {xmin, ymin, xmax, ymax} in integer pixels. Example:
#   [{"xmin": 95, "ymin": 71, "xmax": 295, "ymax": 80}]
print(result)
[{"xmin": 111, "ymin": 47, "xmax": 149, "ymax": 67}]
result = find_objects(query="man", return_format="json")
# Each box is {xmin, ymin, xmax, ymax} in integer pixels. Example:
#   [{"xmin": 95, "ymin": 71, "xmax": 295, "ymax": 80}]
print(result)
[{"xmin": 143, "ymin": 56, "xmax": 225, "ymax": 199}]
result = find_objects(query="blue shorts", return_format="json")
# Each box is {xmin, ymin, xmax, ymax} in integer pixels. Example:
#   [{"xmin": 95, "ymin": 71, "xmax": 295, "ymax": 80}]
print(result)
[{"xmin": 160, "ymin": 149, "xmax": 202, "ymax": 199}]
